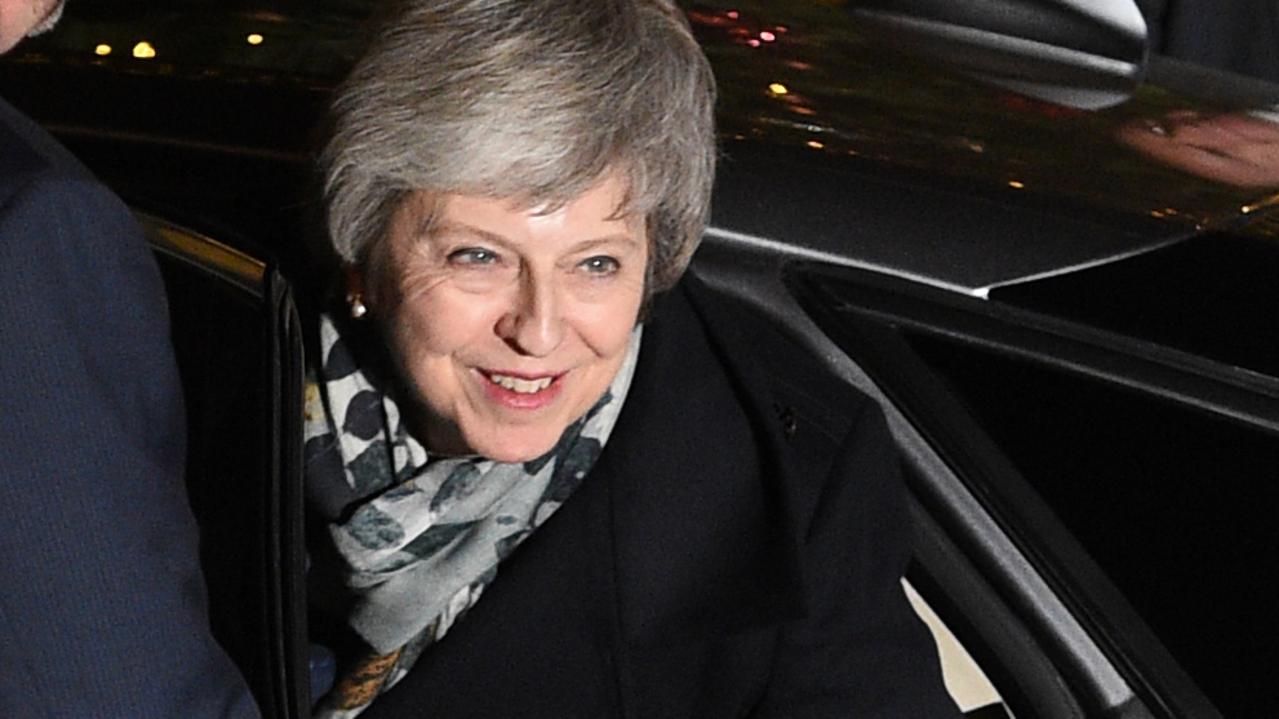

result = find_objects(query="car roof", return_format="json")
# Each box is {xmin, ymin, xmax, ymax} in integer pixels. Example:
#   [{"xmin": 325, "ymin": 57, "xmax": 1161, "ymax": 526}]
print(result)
[
  {"xmin": 688, "ymin": 7, "xmax": 1279, "ymax": 294},
  {"xmin": 3, "ymin": 1, "xmax": 1278, "ymax": 296}
]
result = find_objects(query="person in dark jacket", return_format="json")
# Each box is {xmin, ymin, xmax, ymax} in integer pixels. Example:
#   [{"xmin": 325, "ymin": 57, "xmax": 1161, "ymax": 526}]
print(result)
[
  {"xmin": 1138, "ymin": 0, "xmax": 1279, "ymax": 84},
  {"xmin": 0, "ymin": 1, "xmax": 258, "ymax": 716},
  {"xmin": 302, "ymin": 0, "xmax": 960, "ymax": 716}
]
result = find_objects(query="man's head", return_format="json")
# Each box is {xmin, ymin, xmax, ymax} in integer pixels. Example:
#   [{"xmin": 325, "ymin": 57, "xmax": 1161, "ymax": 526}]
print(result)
[{"xmin": 0, "ymin": 0, "xmax": 64, "ymax": 54}]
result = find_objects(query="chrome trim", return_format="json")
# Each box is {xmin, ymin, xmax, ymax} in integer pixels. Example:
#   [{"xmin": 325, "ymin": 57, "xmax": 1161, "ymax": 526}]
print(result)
[{"xmin": 138, "ymin": 212, "xmax": 266, "ymax": 298}]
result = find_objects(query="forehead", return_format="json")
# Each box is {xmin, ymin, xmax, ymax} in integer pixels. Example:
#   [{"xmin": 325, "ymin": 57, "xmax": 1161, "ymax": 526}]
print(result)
[{"xmin": 396, "ymin": 174, "xmax": 642, "ymax": 245}]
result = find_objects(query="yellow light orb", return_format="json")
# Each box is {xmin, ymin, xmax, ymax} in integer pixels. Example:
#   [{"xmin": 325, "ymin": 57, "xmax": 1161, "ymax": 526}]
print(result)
[
  {"xmin": 132, "ymin": 41, "xmax": 156, "ymax": 59},
  {"xmin": 1007, "ymin": 180, "xmax": 1026, "ymax": 189},
  {"xmin": 768, "ymin": 82, "xmax": 789, "ymax": 96},
  {"xmin": 94, "ymin": 44, "xmax": 112, "ymax": 56},
  {"xmin": 247, "ymin": 33, "xmax": 264, "ymax": 45}
]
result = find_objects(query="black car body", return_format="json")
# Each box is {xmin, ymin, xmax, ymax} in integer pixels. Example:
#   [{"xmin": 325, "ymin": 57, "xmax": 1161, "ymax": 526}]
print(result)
[{"xmin": 3, "ymin": 2, "xmax": 1276, "ymax": 718}]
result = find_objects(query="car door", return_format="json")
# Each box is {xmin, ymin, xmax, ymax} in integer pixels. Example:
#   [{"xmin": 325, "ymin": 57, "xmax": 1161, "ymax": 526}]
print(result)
[
  {"xmin": 145, "ymin": 215, "xmax": 310, "ymax": 719},
  {"xmin": 782, "ymin": 228, "xmax": 1279, "ymax": 719}
]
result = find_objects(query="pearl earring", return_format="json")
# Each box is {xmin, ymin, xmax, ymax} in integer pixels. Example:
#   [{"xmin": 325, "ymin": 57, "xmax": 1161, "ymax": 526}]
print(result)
[{"xmin": 348, "ymin": 293, "xmax": 368, "ymax": 319}]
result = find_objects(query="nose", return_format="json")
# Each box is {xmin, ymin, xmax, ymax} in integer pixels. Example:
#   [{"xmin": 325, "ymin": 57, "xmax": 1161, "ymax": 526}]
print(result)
[{"xmin": 496, "ymin": 270, "xmax": 564, "ymax": 357}]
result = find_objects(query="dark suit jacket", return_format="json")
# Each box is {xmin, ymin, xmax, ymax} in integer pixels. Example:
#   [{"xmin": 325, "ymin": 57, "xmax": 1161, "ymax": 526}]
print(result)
[
  {"xmin": 356, "ymin": 275, "xmax": 960, "ymax": 717},
  {"xmin": 0, "ymin": 97, "xmax": 257, "ymax": 718},
  {"xmin": 1138, "ymin": 0, "xmax": 1279, "ymax": 83}
]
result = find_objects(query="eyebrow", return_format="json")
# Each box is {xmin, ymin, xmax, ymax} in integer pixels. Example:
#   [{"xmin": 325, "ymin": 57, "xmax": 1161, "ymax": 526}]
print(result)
[
  {"xmin": 426, "ymin": 221, "xmax": 642, "ymax": 253},
  {"xmin": 424, "ymin": 222, "xmax": 511, "ymax": 248},
  {"xmin": 570, "ymin": 235, "xmax": 643, "ymax": 253}
]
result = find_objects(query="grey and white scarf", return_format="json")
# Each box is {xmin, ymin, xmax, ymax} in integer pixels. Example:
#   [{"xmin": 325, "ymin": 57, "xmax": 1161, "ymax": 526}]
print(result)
[{"xmin": 303, "ymin": 313, "xmax": 641, "ymax": 717}]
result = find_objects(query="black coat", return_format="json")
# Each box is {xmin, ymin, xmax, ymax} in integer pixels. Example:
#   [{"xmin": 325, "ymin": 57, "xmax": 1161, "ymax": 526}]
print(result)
[
  {"xmin": 1137, "ymin": 0, "xmax": 1279, "ymax": 83},
  {"xmin": 359, "ymin": 274, "xmax": 960, "ymax": 718}
]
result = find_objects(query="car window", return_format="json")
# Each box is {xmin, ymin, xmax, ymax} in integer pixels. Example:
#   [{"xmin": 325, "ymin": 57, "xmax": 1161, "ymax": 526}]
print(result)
[
  {"xmin": 902, "ymin": 329, "xmax": 1278, "ymax": 718},
  {"xmin": 991, "ymin": 232, "xmax": 1279, "ymax": 380}
]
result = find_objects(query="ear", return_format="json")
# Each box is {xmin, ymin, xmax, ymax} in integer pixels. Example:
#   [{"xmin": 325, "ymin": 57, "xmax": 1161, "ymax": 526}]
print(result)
[
  {"xmin": 344, "ymin": 264, "xmax": 364, "ymax": 296},
  {"xmin": 344, "ymin": 264, "xmax": 370, "ymax": 319}
]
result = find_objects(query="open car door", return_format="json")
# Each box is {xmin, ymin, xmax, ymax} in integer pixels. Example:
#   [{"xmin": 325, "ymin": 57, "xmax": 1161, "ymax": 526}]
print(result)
[{"xmin": 145, "ymin": 215, "xmax": 309, "ymax": 719}]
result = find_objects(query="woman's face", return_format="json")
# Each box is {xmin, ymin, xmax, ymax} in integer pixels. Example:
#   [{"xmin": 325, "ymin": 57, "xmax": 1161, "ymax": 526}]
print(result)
[{"xmin": 367, "ymin": 173, "xmax": 647, "ymax": 463}]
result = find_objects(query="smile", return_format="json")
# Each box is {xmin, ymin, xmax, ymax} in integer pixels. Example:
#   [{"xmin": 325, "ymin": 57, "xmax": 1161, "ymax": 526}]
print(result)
[
  {"xmin": 484, "ymin": 372, "xmax": 556, "ymax": 394},
  {"xmin": 476, "ymin": 369, "xmax": 565, "ymax": 411}
]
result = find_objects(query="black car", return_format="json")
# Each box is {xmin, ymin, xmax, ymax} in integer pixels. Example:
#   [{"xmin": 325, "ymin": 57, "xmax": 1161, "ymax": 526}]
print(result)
[{"xmin": 3, "ymin": 2, "xmax": 1276, "ymax": 717}]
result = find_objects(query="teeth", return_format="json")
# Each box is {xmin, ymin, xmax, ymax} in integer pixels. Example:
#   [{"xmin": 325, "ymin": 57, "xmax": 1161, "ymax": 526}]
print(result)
[{"xmin": 488, "ymin": 373, "xmax": 554, "ymax": 394}]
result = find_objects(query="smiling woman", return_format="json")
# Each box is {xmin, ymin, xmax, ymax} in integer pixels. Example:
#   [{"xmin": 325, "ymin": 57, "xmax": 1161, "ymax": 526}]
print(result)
[{"xmin": 301, "ymin": 1, "xmax": 959, "ymax": 717}]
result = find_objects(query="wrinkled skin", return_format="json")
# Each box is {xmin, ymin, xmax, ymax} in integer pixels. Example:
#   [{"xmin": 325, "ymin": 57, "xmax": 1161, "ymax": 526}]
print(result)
[{"xmin": 356, "ymin": 172, "xmax": 648, "ymax": 463}]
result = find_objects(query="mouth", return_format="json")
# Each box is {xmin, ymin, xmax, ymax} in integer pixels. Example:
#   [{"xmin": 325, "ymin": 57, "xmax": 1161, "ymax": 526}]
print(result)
[
  {"xmin": 482, "ymin": 371, "xmax": 558, "ymax": 394},
  {"xmin": 475, "ymin": 369, "xmax": 566, "ymax": 410}
]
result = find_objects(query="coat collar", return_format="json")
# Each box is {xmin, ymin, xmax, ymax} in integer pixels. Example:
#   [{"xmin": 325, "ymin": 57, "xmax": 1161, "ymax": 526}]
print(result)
[{"xmin": 596, "ymin": 276, "xmax": 810, "ymax": 647}]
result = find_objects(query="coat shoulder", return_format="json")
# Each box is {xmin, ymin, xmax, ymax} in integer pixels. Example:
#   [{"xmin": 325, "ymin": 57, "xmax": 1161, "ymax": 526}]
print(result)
[
  {"xmin": 0, "ymin": 113, "xmax": 44, "ymax": 206},
  {"xmin": 677, "ymin": 272, "xmax": 878, "ymax": 447},
  {"xmin": 0, "ymin": 96, "xmax": 93, "ymax": 205}
]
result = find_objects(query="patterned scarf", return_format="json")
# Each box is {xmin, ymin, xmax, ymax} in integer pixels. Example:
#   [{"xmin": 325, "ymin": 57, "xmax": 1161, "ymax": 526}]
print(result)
[{"xmin": 303, "ymin": 313, "xmax": 641, "ymax": 717}]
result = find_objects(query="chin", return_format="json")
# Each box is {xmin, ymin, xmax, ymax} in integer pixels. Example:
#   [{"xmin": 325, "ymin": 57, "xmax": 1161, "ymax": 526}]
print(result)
[{"xmin": 463, "ymin": 426, "xmax": 564, "ymax": 465}]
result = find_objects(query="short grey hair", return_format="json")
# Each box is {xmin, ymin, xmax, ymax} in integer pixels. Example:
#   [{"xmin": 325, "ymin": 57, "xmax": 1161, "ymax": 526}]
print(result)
[{"xmin": 322, "ymin": 0, "xmax": 717, "ymax": 294}]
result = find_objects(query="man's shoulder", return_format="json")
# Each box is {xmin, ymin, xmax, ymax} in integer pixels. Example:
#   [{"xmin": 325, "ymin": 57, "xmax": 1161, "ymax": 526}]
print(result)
[
  {"xmin": 0, "ymin": 97, "xmax": 154, "ymax": 319},
  {"xmin": 0, "ymin": 96, "xmax": 137, "ymax": 248},
  {"xmin": 0, "ymin": 101, "xmax": 47, "ymax": 203},
  {"xmin": 0, "ymin": 95, "xmax": 94, "ymax": 206}
]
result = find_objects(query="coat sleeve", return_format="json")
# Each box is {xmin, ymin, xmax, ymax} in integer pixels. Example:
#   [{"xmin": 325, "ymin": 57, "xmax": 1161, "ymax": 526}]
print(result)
[
  {"xmin": 754, "ymin": 399, "xmax": 962, "ymax": 717},
  {"xmin": 0, "ymin": 173, "xmax": 259, "ymax": 718}
]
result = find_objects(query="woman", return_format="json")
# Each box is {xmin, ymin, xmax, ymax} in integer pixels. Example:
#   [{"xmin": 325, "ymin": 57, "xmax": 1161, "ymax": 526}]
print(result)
[{"xmin": 303, "ymin": 0, "xmax": 960, "ymax": 716}]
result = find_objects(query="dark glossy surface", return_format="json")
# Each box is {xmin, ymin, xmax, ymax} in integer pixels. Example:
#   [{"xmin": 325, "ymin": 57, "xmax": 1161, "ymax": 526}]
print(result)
[
  {"xmin": 994, "ymin": 232, "xmax": 1279, "ymax": 381},
  {"xmin": 4, "ymin": 1, "xmax": 1279, "ymax": 292}
]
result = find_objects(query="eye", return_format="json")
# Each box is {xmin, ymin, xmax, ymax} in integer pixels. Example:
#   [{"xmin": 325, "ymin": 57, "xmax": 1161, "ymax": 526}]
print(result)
[
  {"xmin": 447, "ymin": 247, "xmax": 500, "ymax": 266},
  {"xmin": 579, "ymin": 255, "xmax": 620, "ymax": 275}
]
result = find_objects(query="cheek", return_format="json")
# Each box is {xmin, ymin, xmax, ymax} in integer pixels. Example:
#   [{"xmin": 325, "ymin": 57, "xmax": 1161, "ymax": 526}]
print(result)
[
  {"xmin": 388, "ymin": 289, "xmax": 499, "ymax": 369},
  {"xmin": 573, "ymin": 284, "xmax": 645, "ymax": 357}
]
